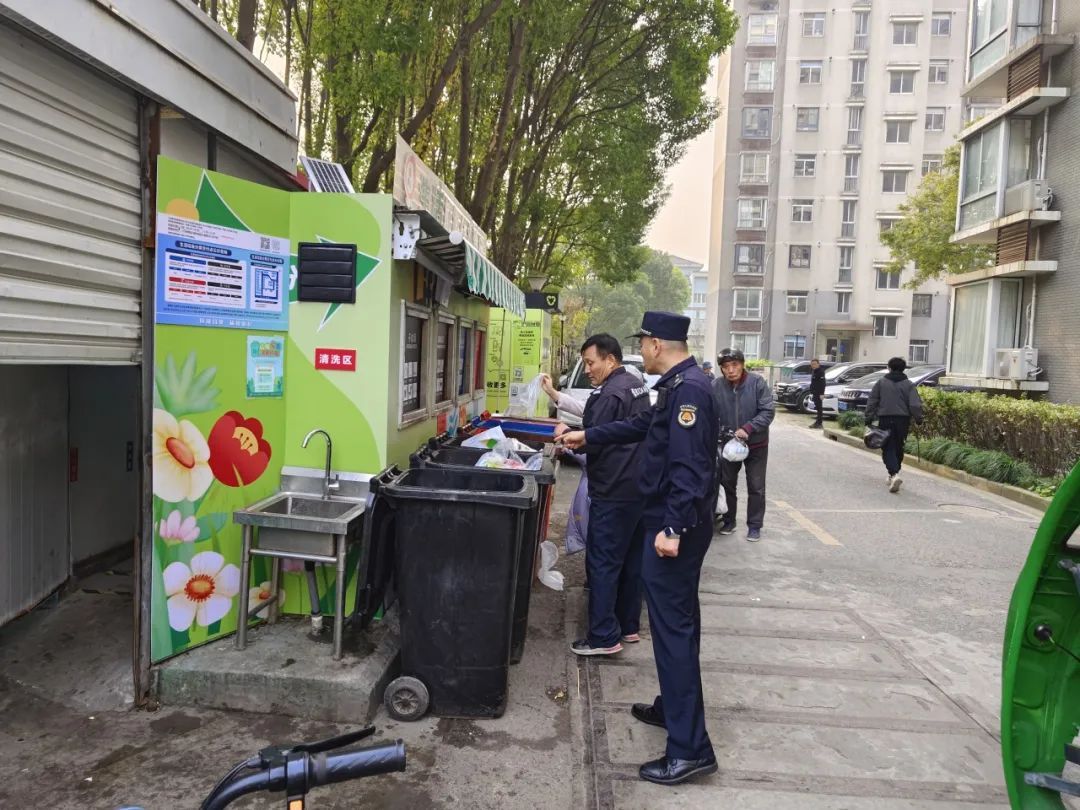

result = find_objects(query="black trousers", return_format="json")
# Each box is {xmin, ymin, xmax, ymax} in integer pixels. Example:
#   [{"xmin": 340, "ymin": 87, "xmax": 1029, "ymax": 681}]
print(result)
[
  {"xmin": 878, "ymin": 416, "xmax": 911, "ymax": 477},
  {"xmin": 811, "ymin": 393, "xmax": 823, "ymax": 423},
  {"xmin": 720, "ymin": 444, "xmax": 769, "ymax": 529}
]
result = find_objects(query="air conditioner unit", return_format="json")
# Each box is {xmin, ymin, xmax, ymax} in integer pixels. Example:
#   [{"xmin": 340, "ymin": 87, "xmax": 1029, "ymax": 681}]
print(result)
[
  {"xmin": 995, "ymin": 347, "xmax": 1039, "ymax": 380},
  {"xmin": 1004, "ymin": 179, "xmax": 1052, "ymax": 214}
]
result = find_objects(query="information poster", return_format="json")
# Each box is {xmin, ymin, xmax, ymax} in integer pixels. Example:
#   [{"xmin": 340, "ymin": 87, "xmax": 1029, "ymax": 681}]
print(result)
[
  {"xmin": 402, "ymin": 315, "xmax": 423, "ymax": 413},
  {"xmin": 156, "ymin": 213, "xmax": 290, "ymax": 331},
  {"xmin": 246, "ymin": 335, "xmax": 284, "ymax": 398}
]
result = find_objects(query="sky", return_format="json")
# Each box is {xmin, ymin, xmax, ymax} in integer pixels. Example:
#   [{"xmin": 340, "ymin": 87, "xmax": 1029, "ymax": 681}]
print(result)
[{"xmin": 645, "ymin": 71, "xmax": 718, "ymax": 267}]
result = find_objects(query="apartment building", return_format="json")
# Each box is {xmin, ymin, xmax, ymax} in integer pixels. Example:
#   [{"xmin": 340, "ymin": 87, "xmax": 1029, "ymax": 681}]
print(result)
[
  {"xmin": 670, "ymin": 254, "xmax": 709, "ymax": 359},
  {"xmin": 706, "ymin": 0, "xmax": 968, "ymax": 366},
  {"xmin": 943, "ymin": 0, "xmax": 1076, "ymax": 403}
]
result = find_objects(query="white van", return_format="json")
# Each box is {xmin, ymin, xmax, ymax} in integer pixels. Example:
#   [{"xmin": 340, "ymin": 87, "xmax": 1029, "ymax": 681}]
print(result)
[{"xmin": 556, "ymin": 353, "xmax": 660, "ymax": 427}]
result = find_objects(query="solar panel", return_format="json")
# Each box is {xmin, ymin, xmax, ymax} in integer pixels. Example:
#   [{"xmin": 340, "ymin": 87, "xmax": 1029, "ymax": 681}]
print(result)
[{"xmin": 299, "ymin": 156, "xmax": 355, "ymax": 193}]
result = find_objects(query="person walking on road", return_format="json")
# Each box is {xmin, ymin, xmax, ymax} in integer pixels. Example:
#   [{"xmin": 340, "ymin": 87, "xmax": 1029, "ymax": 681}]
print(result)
[
  {"xmin": 713, "ymin": 348, "xmax": 775, "ymax": 542},
  {"xmin": 555, "ymin": 334, "xmax": 651, "ymax": 657},
  {"xmin": 865, "ymin": 357, "xmax": 924, "ymax": 493},
  {"xmin": 808, "ymin": 358, "xmax": 826, "ymax": 429},
  {"xmin": 559, "ymin": 311, "xmax": 719, "ymax": 787}
]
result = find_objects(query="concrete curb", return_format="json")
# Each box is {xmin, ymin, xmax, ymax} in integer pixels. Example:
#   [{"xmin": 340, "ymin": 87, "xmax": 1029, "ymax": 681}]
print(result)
[{"xmin": 823, "ymin": 428, "xmax": 1051, "ymax": 513}]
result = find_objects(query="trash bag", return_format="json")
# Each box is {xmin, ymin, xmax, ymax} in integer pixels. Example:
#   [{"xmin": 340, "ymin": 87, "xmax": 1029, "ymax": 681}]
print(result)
[
  {"xmin": 537, "ymin": 541, "xmax": 564, "ymax": 591},
  {"xmin": 461, "ymin": 426, "xmax": 508, "ymax": 449},
  {"xmin": 715, "ymin": 479, "xmax": 728, "ymax": 517},
  {"xmin": 864, "ymin": 426, "xmax": 892, "ymax": 450},
  {"xmin": 475, "ymin": 442, "xmax": 528, "ymax": 469},
  {"xmin": 722, "ymin": 437, "xmax": 749, "ymax": 462},
  {"xmin": 565, "ymin": 471, "xmax": 589, "ymax": 555},
  {"xmin": 506, "ymin": 374, "xmax": 543, "ymax": 417}
]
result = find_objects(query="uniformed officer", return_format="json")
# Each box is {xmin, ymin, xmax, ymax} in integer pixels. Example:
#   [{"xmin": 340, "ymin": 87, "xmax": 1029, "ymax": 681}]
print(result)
[
  {"xmin": 559, "ymin": 311, "xmax": 719, "ymax": 786},
  {"xmin": 560, "ymin": 333, "xmax": 652, "ymax": 656}
]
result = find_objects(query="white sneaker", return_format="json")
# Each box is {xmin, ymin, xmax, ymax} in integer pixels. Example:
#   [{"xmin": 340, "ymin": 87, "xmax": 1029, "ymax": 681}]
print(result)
[{"xmin": 889, "ymin": 475, "xmax": 903, "ymax": 493}]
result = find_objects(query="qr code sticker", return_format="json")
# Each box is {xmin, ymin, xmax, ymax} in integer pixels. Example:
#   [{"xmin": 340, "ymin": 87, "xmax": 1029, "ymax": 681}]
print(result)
[{"xmin": 260, "ymin": 237, "xmax": 272, "ymax": 251}]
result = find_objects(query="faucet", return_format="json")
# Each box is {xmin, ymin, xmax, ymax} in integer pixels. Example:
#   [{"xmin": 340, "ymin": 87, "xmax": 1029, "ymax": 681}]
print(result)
[{"xmin": 302, "ymin": 428, "xmax": 340, "ymax": 498}]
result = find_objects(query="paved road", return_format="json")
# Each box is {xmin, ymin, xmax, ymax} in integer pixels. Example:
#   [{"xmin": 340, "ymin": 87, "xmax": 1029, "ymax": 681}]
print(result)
[{"xmin": 574, "ymin": 412, "xmax": 1038, "ymax": 808}]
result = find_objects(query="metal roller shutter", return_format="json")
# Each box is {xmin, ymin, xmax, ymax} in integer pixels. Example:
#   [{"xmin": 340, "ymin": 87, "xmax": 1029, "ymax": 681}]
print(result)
[{"xmin": 0, "ymin": 22, "xmax": 142, "ymax": 364}]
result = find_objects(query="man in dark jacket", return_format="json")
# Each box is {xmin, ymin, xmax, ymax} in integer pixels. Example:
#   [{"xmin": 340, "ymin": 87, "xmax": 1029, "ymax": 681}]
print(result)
[
  {"xmin": 566, "ymin": 333, "xmax": 652, "ymax": 656},
  {"xmin": 808, "ymin": 358, "xmax": 826, "ymax": 429},
  {"xmin": 865, "ymin": 357, "xmax": 924, "ymax": 493},
  {"xmin": 713, "ymin": 348, "xmax": 775, "ymax": 541}
]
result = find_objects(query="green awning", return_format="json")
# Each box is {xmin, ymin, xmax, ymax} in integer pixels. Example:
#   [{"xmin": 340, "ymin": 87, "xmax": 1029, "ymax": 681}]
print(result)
[{"xmin": 463, "ymin": 242, "xmax": 526, "ymax": 318}]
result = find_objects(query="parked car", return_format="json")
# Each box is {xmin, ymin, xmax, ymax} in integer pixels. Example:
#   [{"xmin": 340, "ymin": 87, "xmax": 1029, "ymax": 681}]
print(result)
[
  {"xmin": 837, "ymin": 365, "xmax": 946, "ymax": 412},
  {"xmin": 556, "ymin": 353, "xmax": 660, "ymax": 427},
  {"xmin": 775, "ymin": 361, "xmax": 886, "ymax": 412}
]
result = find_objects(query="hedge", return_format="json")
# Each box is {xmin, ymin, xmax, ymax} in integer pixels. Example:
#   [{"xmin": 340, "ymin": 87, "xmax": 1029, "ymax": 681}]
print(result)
[{"xmin": 918, "ymin": 389, "xmax": 1080, "ymax": 479}]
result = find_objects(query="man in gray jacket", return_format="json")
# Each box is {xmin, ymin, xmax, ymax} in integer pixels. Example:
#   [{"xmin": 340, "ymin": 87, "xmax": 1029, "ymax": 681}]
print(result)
[
  {"xmin": 864, "ymin": 357, "xmax": 924, "ymax": 493},
  {"xmin": 713, "ymin": 348, "xmax": 775, "ymax": 542}
]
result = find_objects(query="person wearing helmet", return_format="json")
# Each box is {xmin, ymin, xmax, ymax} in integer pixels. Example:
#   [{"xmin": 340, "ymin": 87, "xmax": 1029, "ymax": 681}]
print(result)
[
  {"xmin": 557, "ymin": 311, "xmax": 719, "ymax": 786},
  {"xmin": 864, "ymin": 357, "xmax": 924, "ymax": 493},
  {"xmin": 713, "ymin": 348, "xmax": 775, "ymax": 542}
]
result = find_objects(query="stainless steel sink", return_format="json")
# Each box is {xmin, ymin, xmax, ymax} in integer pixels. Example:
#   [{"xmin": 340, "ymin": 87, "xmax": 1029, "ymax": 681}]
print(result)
[{"xmin": 234, "ymin": 491, "xmax": 367, "ymax": 557}]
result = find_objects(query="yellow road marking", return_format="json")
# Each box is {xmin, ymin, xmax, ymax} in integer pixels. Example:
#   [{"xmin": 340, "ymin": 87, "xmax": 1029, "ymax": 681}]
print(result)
[{"xmin": 773, "ymin": 500, "xmax": 842, "ymax": 547}]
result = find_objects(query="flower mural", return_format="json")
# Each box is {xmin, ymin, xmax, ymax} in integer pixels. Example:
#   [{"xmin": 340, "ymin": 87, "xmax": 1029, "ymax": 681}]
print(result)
[
  {"xmin": 152, "ymin": 409, "xmax": 213, "ymax": 503},
  {"xmin": 248, "ymin": 581, "xmax": 286, "ymax": 619},
  {"xmin": 162, "ymin": 551, "xmax": 241, "ymax": 632},
  {"xmin": 208, "ymin": 410, "xmax": 272, "ymax": 487},
  {"xmin": 159, "ymin": 510, "xmax": 200, "ymax": 544}
]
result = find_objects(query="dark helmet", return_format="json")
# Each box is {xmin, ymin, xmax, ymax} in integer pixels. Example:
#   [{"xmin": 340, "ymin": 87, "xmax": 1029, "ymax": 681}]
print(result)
[{"xmin": 717, "ymin": 348, "xmax": 746, "ymax": 367}]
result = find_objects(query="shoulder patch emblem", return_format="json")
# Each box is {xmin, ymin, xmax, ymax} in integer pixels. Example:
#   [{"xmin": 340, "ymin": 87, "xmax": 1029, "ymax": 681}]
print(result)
[{"xmin": 677, "ymin": 404, "xmax": 697, "ymax": 428}]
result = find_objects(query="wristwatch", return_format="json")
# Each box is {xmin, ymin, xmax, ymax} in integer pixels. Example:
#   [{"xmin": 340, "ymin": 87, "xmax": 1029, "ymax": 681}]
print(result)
[{"xmin": 663, "ymin": 527, "xmax": 680, "ymax": 539}]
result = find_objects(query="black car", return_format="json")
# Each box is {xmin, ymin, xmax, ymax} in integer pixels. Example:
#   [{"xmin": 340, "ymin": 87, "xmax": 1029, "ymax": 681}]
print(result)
[
  {"xmin": 837, "ymin": 365, "xmax": 946, "ymax": 412},
  {"xmin": 771, "ymin": 360, "xmax": 835, "ymax": 405},
  {"xmin": 774, "ymin": 361, "xmax": 887, "ymax": 410}
]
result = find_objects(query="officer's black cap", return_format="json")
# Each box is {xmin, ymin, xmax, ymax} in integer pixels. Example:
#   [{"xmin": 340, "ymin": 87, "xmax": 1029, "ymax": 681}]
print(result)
[
  {"xmin": 629, "ymin": 311, "xmax": 691, "ymax": 341},
  {"xmin": 718, "ymin": 348, "xmax": 745, "ymax": 366}
]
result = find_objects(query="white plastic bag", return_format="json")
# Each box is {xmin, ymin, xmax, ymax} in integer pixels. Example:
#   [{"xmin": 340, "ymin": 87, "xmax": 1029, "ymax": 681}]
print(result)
[
  {"xmin": 506, "ymin": 374, "xmax": 543, "ymax": 417},
  {"xmin": 538, "ymin": 540, "xmax": 564, "ymax": 591},
  {"xmin": 524, "ymin": 452, "xmax": 544, "ymax": 471},
  {"xmin": 475, "ymin": 444, "xmax": 527, "ymax": 469},
  {"xmin": 461, "ymin": 426, "xmax": 507, "ymax": 449},
  {"xmin": 715, "ymin": 480, "xmax": 728, "ymax": 517}
]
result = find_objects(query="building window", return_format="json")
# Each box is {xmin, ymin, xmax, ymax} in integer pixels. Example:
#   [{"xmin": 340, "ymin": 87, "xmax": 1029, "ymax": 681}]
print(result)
[
  {"xmin": 748, "ymin": 13, "xmax": 779, "ymax": 45},
  {"xmin": 879, "ymin": 218, "xmax": 900, "ymax": 237},
  {"xmin": 730, "ymin": 332, "xmax": 761, "ymax": 359},
  {"xmin": 802, "ymin": 12, "xmax": 825, "ymax": 37},
  {"xmin": 847, "ymin": 106, "xmax": 863, "ymax": 146},
  {"xmin": 737, "ymin": 198, "xmax": 767, "ymax": 229},
  {"xmin": 968, "ymin": 104, "xmax": 997, "ymax": 123},
  {"xmin": 925, "ymin": 107, "xmax": 946, "ymax": 132},
  {"xmin": 745, "ymin": 60, "xmax": 776, "ymax": 92},
  {"xmin": 909, "ymin": 339, "xmax": 930, "ymax": 363},
  {"xmin": 456, "ymin": 321, "xmax": 474, "ymax": 398},
  {"xmin": 734, "ymin": 288, "xmax": 763, "ymax": 319},
  {"xmin": 853, "ymin": 11, "xmax": 870, "ymax": 50},
  {"xmin": 959, "ymin": 122, "xmax": 1002, "ymax": 228},
  {"xmin": 882, "ymin": 169, "xmax": 909, "ymax": 193},
  {"xmin": 874, "ymin": 315, "xmax": 899, "ymax": 337},
  {"xmin": 841, "ymin": 200, "xmax": 857, "ymax": 238},
  {"xmin": 843, "ymin": 154, "xmax": 861, "ymax": 193},
  {"xmin": 921, "ymin": 154, "xmax": 943, "ymax": 175},
  {"xmin": 435, "ymin": 319, "xmax": 454, "ymax": 404},
  {"xmin": 929, "ymin": 60, "xmax": 949, "ymax": 84},
  {"xmin": 850, "ymin": 59, "xmax": 866, "ymax": 98},
  {"xmin": 740, "ymin": 152, "xmax": 770, "ymax": 183},
  {"xmin": 401, "ymin": 309, "xmax": 428, "ymax": 417},
  {"xmin": 839, "ymin": 245, "xmax": 854, "ymax": 283},
  {"xmin": 886, "ymin": 120, "xmax": 912, "ymax": 143},
  {"xmin": 783, "ymin": 335, "xmax": 807, "ymax": 359},
  {"xmin": 912, "ymin": 293, "xmax": 933, "ymax": 317},
  {"xmin": 735, "ymin": 243, "xmax": 764, "ymax": 274},
  {"xmin": 786, "ymin": 292, "xmax": 809, "ymax": 314},
  {"xmin": 837, "ymin": 292, "xmax": 851, "ymax": 313},
  {"xmin": 876, "ymin": 267, "xmax": 901, "ymax": 290},
  {"xmin": 799, "ymin": 61, "xmax": 823, "ymax": 85},
  {"xmin": 693, "ymin": 292, "xmax": 706, "ymax": 305},
  {"xmin": 473, "ymin": 329, "xmax": 486, "ymax": 392},
  {"xmin": 892, "ymin": 21, "xmax": 919, "ymax": 46},
  {"xmin": 931, "ymin": 13, "xmax": 952, "ymax": 36},
  {"xmin": 791, "ymin": 199, "xmax": 814, "ymax": 223},
  {"xmin": 889, "ymin": 70, "xmax": 916, "ymax": 94},
  {"xmin": 796, "ymin": 107, "xmax": 820, "ymax": 132},
  {"xmin": 794, "ymin": 153, "xmax": 817, "ymax": 177},
  {"xmin": 789, "ymin": 245, "xmax": 812, "ymax": 268},
  {"xmin": 742, "ymin": 107, "xmax": 772, "ymax": 138}
]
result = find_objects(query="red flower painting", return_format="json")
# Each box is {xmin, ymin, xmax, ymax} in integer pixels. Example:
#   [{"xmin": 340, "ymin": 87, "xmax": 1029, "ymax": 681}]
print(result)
[{"xmin": 207, "ymin": 411, "xmax": 272, "ymax": 487}]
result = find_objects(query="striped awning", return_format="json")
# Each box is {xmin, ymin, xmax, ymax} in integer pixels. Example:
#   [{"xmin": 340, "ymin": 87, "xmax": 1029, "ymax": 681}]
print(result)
[{"xmin": 417, "ymin": 234, "xmax": 525, "ymax": 318}]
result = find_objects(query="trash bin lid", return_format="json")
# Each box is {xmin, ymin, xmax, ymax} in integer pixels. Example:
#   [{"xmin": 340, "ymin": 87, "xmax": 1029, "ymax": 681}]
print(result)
[{"xmin": 383, "ymin": 467, "xmax": 538, "ymax": 508}]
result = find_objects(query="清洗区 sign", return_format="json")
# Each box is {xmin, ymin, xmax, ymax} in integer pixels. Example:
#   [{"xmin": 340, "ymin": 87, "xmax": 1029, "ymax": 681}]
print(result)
[{"xmin": 314, "ymin": 348, "xmax": 357, "ymax": 371}]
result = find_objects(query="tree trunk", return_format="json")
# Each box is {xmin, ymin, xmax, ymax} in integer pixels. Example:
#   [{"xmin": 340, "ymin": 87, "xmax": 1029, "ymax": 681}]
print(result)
[
  {"xmin": 237, "ymin": 0, "xmax": 257, "ymax": 51},
  {"xmin": 454, "ymin": 50, "xmax": 472, "ymax": 201}
]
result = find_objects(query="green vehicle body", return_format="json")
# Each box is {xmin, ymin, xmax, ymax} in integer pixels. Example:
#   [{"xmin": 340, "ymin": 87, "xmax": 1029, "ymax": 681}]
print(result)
[{"xmin": 1002, "ymin": 460, "xmax": 1080, "ymax": 807}]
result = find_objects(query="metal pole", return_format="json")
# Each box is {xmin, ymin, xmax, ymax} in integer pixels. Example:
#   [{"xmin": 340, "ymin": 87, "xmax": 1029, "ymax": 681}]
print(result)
[
  {"xmin": 236, "ymin": 525, "xmax": 253, "ymax": 650},
  {"xmin": 333, "ymin": 534, "xmax": 346, "ymax": 660}
]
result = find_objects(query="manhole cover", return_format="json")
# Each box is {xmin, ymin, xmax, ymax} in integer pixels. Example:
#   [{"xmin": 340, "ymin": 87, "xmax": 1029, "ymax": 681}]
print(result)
[{"xmin": 938, "ymin": 503, "xmax": 1004, "ymax": 518}]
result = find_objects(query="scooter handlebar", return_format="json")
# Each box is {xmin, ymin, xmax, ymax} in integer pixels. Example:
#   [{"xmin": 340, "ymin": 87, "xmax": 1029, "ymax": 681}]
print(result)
[{"xmin": 311, "ymin": 741, "xmax": 407, "ymax": 787}]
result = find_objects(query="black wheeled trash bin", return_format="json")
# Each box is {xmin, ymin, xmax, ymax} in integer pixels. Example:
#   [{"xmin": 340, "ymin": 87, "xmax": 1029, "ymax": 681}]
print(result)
[
  {"xmin": 409, "ymin": 444, "xmax": 557, "ymax": 665},
  {"xmin": 380, "ymin": 467, "xmax": 537, "ymax": 721}
]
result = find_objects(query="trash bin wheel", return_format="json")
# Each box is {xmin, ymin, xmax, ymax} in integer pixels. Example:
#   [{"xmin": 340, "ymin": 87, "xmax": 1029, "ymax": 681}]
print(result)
[{"xmin": 384, "ymin": 675, "xmax": 430, "ymax": 722}]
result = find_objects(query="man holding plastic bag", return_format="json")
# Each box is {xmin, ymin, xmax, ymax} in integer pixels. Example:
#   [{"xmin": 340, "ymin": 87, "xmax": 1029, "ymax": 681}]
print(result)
[{"xmin": 555, "ymin": 334, "xmax": 651, "ymax": 657}]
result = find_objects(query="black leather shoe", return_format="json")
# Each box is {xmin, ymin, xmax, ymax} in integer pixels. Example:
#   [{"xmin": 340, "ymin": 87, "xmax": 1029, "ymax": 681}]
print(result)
[
  {"xmin": 639, "ymin": 754, "xmax": 718, "ymax": 786},
  {"xmin": 630, "ymin": 703, "xmax": 666, "ymax": 728}
]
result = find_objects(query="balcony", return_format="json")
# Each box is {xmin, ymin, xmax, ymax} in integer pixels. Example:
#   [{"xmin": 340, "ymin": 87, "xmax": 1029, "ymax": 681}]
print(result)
[
  {"xmin": 852, "ymin": 34, "xmax": 869, "ymax": 51},
  {"xmin": 953, "ymin": 179, "xmax": 1061, "ymax": 244}
]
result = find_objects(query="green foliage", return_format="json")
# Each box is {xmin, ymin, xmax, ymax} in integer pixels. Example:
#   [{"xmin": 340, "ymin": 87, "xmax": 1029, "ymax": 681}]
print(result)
[
  {"xmin": 903, "ymin": 434, "xmax": 1042, "ymax": 490},
  {"xmin": 745, "ymin": 359, "xmax": 769, "ymax": 370},
  {"xmin": 880, "ymin": 145, "xmax": 994, "ymax": 288},
  {"xmin": 919, "ymin": 389, "xmax": 1080, "ymax": 478},
  {"xmin": 838, "ymin": 411, "xmax": 864, "ymax": 430}
]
